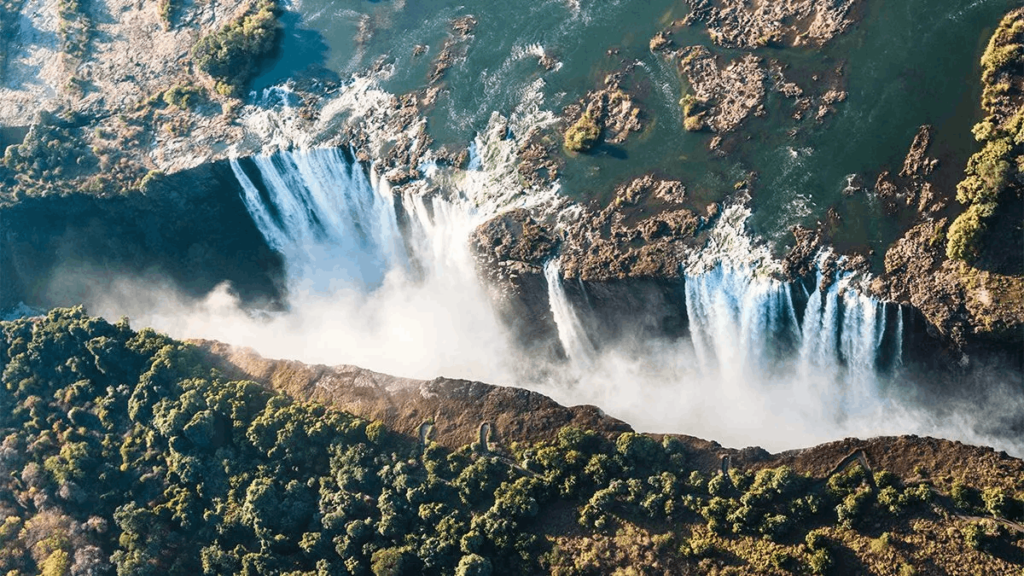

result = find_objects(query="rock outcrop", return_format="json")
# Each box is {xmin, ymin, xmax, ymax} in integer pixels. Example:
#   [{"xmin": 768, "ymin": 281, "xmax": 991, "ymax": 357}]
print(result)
[
  {"xmin": 194, "ymin": 338, "xmax": 1024, "ymax": 484},
  {"xmin": 192, "ymin": 339, "xmax": 632, "ymax": 450},
  {"xmin": 562, "ymin": 68, "xmax": 644, "ymax": 150},
  {"xmin": 677, "ymin": 46, "xmax": 766, "ymax": 134},
  {"xmin": 684, "ymin": 0, "xmax": 860, "ymax": 48},
  {"xmin": 870, "ymin": 10, "xmax": 1024, "ymax": 349},
  {"xmin": 560, "ymin": 175, "xmax": 700, "ymax": 280}
]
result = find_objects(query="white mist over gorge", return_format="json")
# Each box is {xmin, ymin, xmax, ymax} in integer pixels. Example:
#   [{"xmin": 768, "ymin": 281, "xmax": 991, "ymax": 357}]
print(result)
[{"xmin": 81, "ymin": 137, "xmax": 1024, "ymax": 457}]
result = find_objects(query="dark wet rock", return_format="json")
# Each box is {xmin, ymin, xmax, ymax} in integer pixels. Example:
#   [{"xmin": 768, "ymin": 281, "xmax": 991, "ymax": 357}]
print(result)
[
  {"xmin": 472, "ymin": 208, "xmax": 557, "ymax": 291},
  {"xmin": 649, "ymin": 31, "xmax": 672, "ymax": 52},
  {"xmin": 518, "ymin": 140, "xmax": 561, "ymax": 188},
  {"xmin": 677, "ymin": 46, "xmax": 766, "ymax": 134},
  {"xmin": 560, "ymin": 175, "xmax": 700, "ymax": 281},
  {"xmin": 781, "ymin": 225, "xmax": 823, "ymax": 281},
  {"xmin": 538, "ymin": 53, "xmax": 559, "ymax": 71},
  {"xmin": 899, "ymin": 125, "xmax": 939, "ymax": 179},
  {"xmin": 470, "ymin": 209, "xmax": 563, "ymax": 358},
  {"xmin": 684, "ymin": 0, "xmax": 860, "ymax": 48},
  {"xmin": 767, "ymin": 60, "xmax": 847, "ymax": 123},
  {"xmin": 428, "ymin": 16, "xmax": 478, "ymax": 84},
  {"xmin": 869, "ymin": 125, "xmax": 943, "ymax": 216},
  {"xmin": 562, "ymin": 68, "xmax": 644, "ymax": 150},
  {"xmin": 815, "ymin": 88, "xmax": 848, "ymax": 120}
]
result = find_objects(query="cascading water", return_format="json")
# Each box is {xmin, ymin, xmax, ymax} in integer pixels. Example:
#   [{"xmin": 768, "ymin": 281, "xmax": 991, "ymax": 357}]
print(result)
[
  {"xmin": 229, "ymin": 149, "xmax": 408, "ymax": 291},
  {"xmin": 230, "ymin": 151, "xmax": 911, "ymax": 439},
  {"xmin": 135, "ymin": 143, "xmax": 1015, "ymax": 455},
  {"xmin": 683, "ymin": 264, "xmax": 801, "ymax": 379},
  {"xmin": 544, "ymin": 258, "xmax": 596, "ymax": 369}
]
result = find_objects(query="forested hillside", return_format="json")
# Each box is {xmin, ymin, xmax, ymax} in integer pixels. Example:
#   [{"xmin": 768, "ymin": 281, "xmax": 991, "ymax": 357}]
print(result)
[{"xmin": 1, "ymin": 309, "xmax": 1022, "ymax": 575}]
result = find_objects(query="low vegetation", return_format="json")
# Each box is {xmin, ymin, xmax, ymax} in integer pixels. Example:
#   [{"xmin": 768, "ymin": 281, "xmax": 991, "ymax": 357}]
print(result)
[
  {"xmin": 1, "ymin": 309, "xmax": 1022, "ymax": 575},
  {"xmin": 563, "ymin": 113, "xmax": 601, "ymax": 153},
  {"xmin": 162, "ymin": 84, "xmax": 205, "ymax": 111},
  {"xmin": 0, "ymin": 112, "xmax": 95, "ymax": 190},
  {"xmin": 56, "ymin": 0, "xmax": 91, "ymax": 60},
  {"xmin": 680, "ymin": 93, "xmax": 705, "ymax": 132},
  {"xmin": 947, "ymin": 9, "xmax": 1023, "ymax": 262},
  {"xmin": 191, "ymin": 0, "xmax": 281, "ymax": 96}
]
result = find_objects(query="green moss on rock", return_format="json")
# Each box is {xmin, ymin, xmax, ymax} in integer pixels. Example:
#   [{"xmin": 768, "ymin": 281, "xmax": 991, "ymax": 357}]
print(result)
[{"xmin": 564, "ymin": 113, "xmax": 601, "ymax": 153}]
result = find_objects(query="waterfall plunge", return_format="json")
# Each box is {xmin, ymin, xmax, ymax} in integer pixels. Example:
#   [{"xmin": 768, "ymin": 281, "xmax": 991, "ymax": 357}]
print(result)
[
  {"xmin": 105, "ymin": 146, "xmax": 1020, "ymax": 455},
  {"xmin": 217, "ymin": 148, "xmax": 519, "ymax": 384}
]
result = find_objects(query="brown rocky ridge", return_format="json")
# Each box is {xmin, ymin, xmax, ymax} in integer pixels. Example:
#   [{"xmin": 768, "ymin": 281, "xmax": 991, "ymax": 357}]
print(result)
[{"xmin": 192, "ymin": 338, "xmax": 1024, "ymax": 487}]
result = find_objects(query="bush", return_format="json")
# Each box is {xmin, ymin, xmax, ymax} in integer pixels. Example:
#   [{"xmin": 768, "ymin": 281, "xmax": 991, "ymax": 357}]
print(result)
[
  {"xmin": 371, "ymin": 547, "xmax": 414, "ymax": 576},
  {"xmin": 807, "ymin": 548, "xmax": 832, "ymax": 574},
  {"xmin": 805, "ymin": 529, "xmax": 827, "ymax": 551},
  {"xmin": 162, "ymin": 84, "xmax": 203, "ymax": 110},
  {"xmin": 564, "ymin": 113, "xmax": 601, "ymax": 152},
  {"xmin": 455, "ymin": 553, "xmax": 492, "ymax": 576},
  {"xmin": 683, "ymin": 114, "xmax": 704, "ymax": 132},
  {"xmin": 946, "ymin": 202, "xmax": 995, "ymax": 261},
  {"xmin": 962, "ymin": 522, "xmax": 983, "ymax": 550},
  {"xmin": 982, "ymin": 487, "xmax": 1007, "ymax": 518},
  {"xmin": 192, "ymin": 0, "xmax": 280, "ymax": 96},
  {"xmin": 956, "ymin": 138, "xmax": 1012, "ymax": 205},
  {"xmin": 947, "ymin": 10, "xmax": 1022, "ymax": 262}
]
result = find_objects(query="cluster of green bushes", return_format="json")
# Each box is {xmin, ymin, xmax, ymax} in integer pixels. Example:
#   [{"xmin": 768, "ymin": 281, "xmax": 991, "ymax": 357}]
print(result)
[
  {"xmin": 1, "ymin": 112, "xmax": 94, "ymax": 185},
  {"xmin": 563, "ymin": 113, "xmax": 601, "ymax": 153},
  {"xmin": 162, "ymin": 84, "xmax": 205, "ymax": 110},
  {"xmin": 56, "ymin": 0, "xmax": 91, "ymax": 59},
  {"xmin": 191, "ymin": 0, "xmax": 281, "ymax": 97},
  {"xmin": 947, "ymin": 11, "xmax": 1023, "ymax": 262},
  {"xmin": 680, "ymin": 93, "xmax": 705, "ymax": 132},
  {"xmin": 1, "ymin": 309, "xmax": 1022, "ymax": 575}
]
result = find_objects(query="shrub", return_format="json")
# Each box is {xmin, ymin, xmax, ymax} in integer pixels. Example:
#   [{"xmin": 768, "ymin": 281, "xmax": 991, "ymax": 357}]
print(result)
[
  {"xmin": 679, "ymin": 533, "xmax": 715, "ymax": 558},
  {"xmin": 805, "ymin": 529, "xmax": 827, "ymax": 551},
  {"xmin": 946, "ymin": 202, "xmax": 995, "ymax": 261},
  {"xmin": 956, "ymin": 138, "xmax": 1012, "ymax": 205},
  {"xmin": 192, "ymin": 0, "xmax": 280, "ymax": 96},
  {"xmin": 366, "ymin": 421, "xmax": 386, "ymax": 444},
  {"xmin": 564, "ymin": 113, "xmax": 601, "ymax": 152},
  {"xmin": 162, "ymin": 84, "xmax": 203, "ymax": 110},
  {"xmin": 836, "ymin": 486, "xmax": 872, "ymax": 529},
  {"xmin": 982, "ymin": 487, "xmax": 1007, "ymax": 518},
  {"xmin": 454, "ymin": 553, "xmax": 492, "ymax": 576},
  {"xmin": 371, "ymin": 547, "xmax": 414, "ymax": 576},
  {"xmin": 683, "ymin": 114, "xmax": 704, "ymax": 132},
  {"xmin": 962, "ymin": 522, "xmax": 983, "ymax": 550},
  {"xmin": 869, "ymin": 532, "xmax": 891, "ymax": 555},
  {"xmin": 807, "ymin": 548, "xmax": 832, "ymax": 574},
  {"xmin": 615, "ymin": 432, "xmax": 660, "ymax": 468}
]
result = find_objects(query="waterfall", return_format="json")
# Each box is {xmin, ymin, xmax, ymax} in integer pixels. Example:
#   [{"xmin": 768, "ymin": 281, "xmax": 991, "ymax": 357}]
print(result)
[
  {"xmin": 230, "ymin": 147, "xmax": 903, "ymax": 397},
  {"xmin": 544, "ymin": 259, "xmax": 596, "ymax": 368},
  {"xmin": 683, "ymin": 264, "xmax": 800, "ymax": 378},
  {"xmin": 229, "ymin": 149, "xmax": 408, "ymax": 291},
  {"xmin": 221, "ymin": 145, "xmax": 942, "ymax": 452}
]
